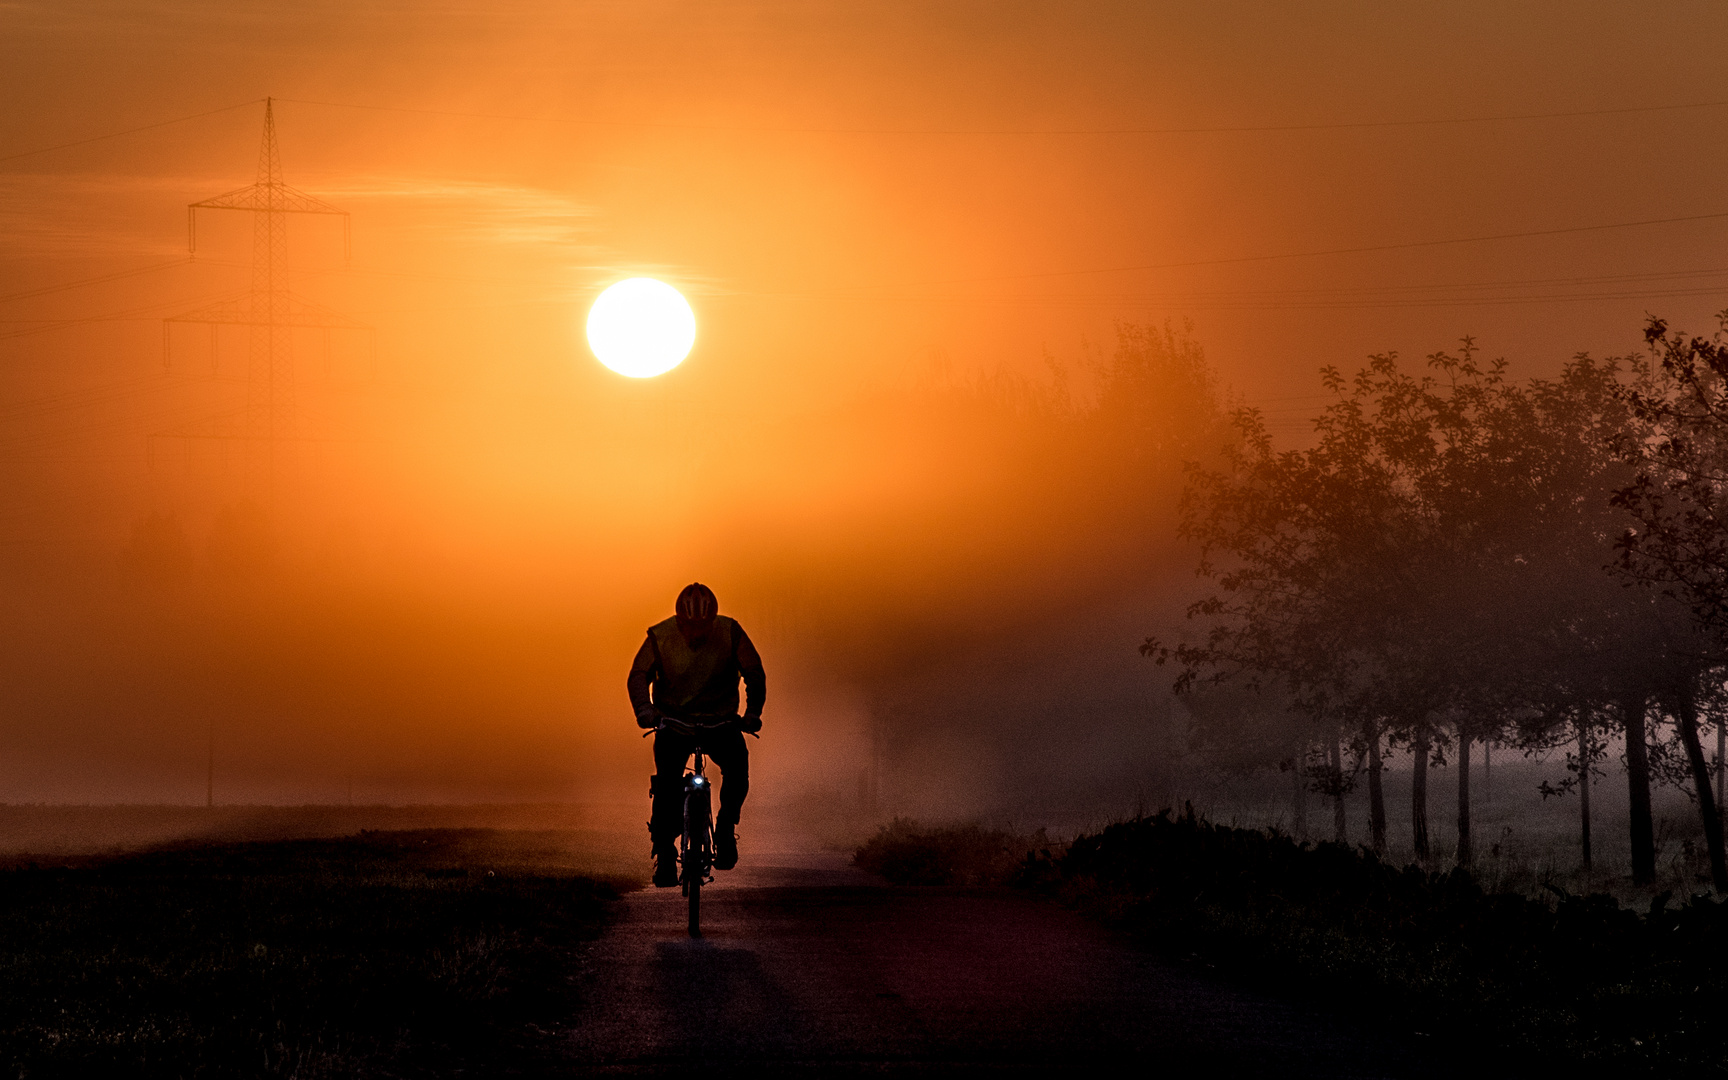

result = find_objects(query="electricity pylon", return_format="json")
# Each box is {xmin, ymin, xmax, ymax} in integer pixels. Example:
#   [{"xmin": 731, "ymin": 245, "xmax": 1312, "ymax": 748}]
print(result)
[{"xmin": 159, "ymin": 98, "xmax": 363, "ymax": 490}]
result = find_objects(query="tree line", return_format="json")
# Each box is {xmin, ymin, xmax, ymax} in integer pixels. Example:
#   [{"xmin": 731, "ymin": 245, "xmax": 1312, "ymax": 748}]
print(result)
[{"xmin": 1148, "ymin": 314, "xmax": 1728, "ymax": 891}]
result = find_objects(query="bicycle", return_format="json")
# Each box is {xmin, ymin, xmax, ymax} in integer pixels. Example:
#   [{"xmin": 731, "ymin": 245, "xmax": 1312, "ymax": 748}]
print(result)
[{"xmin": 648, "ymin": 715, "xmax": 746, "ymax": 937}]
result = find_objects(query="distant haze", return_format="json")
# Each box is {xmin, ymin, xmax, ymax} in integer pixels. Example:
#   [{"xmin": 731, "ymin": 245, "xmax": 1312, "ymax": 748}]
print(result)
[{"xmin": 1, "ymin": 1, "xmax": 1726, "ymax": 811}]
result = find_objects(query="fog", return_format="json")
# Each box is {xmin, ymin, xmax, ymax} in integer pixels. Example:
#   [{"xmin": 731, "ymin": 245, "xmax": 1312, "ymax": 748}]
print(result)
[
  {"xmin": 0, "ymin": 315, "xmax": 1210, "ymax": 813},
  {"xmin": 4, "ymin": 1, "xmax": 1728, "ymax": 824}
]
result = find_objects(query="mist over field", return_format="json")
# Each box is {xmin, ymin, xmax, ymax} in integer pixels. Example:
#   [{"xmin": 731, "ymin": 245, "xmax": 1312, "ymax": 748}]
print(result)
[{"xmin": 4, "ymin": 0, "xmax": 1728, "ymax": 880}]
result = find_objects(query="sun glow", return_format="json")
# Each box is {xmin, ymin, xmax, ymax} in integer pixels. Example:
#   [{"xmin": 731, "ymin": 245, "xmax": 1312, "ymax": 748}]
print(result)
[{"xmin": 585, "ymin": 278, "xmax": 696, "ymax": 378}]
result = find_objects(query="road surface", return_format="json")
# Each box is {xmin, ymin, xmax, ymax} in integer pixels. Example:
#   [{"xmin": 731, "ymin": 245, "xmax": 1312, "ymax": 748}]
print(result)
[{"xmin": 562, "ymin": 841, "xmax": 1437, "ymax": 1078}]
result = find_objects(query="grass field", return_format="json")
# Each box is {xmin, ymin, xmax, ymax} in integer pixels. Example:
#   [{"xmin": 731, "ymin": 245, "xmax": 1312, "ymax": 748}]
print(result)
[
  {"xmin": 0, "ymin": 829, "xmax": 628, "ymax": 1078},
  {"xmin": 1062, "ymin": 753, "xmax": 1725, "ymax": 910}
]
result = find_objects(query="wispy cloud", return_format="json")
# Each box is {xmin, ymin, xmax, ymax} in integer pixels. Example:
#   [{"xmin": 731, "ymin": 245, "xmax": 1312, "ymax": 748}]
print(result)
[{"xmin": 315, "ymin": 177, "xmax": 596, "ymax": 249}]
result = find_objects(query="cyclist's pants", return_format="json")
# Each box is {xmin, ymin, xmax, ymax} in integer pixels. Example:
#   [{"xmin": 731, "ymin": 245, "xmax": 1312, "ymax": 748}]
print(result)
[{"xmin": 650, "ymin": 727, "xmax": 749, "ymax": 846}]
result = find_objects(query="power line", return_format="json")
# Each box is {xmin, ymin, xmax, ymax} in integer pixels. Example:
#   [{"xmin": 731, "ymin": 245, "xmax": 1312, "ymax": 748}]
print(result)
[
  {"xmin": 0, "ymin": 373, "xmax": 174, "ymax": 424},
  {"xmin": 1130, "ymin": 265, "xmax": 1728, "ymax": 297},
  {"xmin": 0, "ymin": 100, "xmax": 265, "ymax": 165},
  {"xmin": 777, "ymin": 284, "xmax": 1728, "ymax": 312},
  {"xmin": 208, "ymin": 253, "xmax": 1728, "ymax": 313},
  {"xmin": 13, "ymin": 241, "xmax": 1714, "ymax": 314},
  {"xmin": 0, "ymin": 257, "xmax": 193, "ymax": 305},
  {"xmin": 0, "ymin": 291, "xmax": 233, "ymax": 341},
  {"xmin": 1127, "ymin": 285, "xmax": 1728, "ymax": 311},
  {"xmin": 0, "ymin": 92, "xmax": 1719, "ymax": 162},
  {"xmin": 278, "ymin": 256, "xmax": 1728, "ymax": 304},
  {"xmin": 815, "ymin": 211, "xmax": 1728, "ymax": 290},
  {"xmin": 278, "ymin": 95, "xmax": 1728, "ymax": 137}
]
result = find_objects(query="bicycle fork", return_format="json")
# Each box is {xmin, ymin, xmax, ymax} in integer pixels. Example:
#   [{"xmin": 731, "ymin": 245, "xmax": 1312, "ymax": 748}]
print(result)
[{"xmin": 682, "ymin": 763, "xmax": 713, "ymax": 893}]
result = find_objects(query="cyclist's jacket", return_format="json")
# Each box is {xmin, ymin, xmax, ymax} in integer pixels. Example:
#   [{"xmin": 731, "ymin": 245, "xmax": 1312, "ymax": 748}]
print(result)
[{"xmin": 627, "ymin": 615, "xmax": 766, "ymax": 721}]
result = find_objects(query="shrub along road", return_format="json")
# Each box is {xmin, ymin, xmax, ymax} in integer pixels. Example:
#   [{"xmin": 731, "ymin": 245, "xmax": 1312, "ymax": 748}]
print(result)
[{"xmin": 561, "ymin": 847, "xmax": 1437, "ymax": 1078}]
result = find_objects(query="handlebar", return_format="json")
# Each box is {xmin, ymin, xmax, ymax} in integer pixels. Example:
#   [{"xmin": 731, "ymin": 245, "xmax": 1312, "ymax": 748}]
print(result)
[{"xmin": 641, "ymin": 714, "xmax": 759, "ymax": 738}]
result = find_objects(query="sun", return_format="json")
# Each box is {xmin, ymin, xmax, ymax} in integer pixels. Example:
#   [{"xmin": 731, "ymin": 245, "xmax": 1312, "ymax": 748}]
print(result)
[{"xmin": 585, "ymin": 278, "xmax": 696, "ymax": 378}]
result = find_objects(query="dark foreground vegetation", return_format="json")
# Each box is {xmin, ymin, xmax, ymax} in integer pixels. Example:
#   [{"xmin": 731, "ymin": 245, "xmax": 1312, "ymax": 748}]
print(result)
[
  {"xmin": 859, "ymin": 812, "xmax": 1728, "ymax": 1077},
  {"xmin": 851, "ymin": 818, "xmax": 1047, "ymax": 886},
  {"xmin": 0, "ymin": 829, "xmax": 619, "ymax": 1078}
]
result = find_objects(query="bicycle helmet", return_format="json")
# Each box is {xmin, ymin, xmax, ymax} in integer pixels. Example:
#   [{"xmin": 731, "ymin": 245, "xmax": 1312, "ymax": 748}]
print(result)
[{"xmin": 676, "ymin": 582, "xmax": 718, "ymax": 621}]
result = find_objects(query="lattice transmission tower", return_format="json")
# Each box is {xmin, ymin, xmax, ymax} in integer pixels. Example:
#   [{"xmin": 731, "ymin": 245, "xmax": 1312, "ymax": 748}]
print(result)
[{"xmin": 160, "ymin": 98, "xmax": 365, "ymax": 489}]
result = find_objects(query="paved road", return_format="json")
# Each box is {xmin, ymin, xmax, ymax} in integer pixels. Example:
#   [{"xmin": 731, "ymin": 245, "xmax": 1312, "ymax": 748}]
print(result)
[{"xmin": 562, "ymin": 847, "xmax": 1437, "ymax": 1078}]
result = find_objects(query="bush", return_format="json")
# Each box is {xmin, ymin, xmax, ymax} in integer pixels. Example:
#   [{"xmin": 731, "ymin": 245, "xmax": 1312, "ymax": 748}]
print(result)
[{"xmin": 853, "ymin": 818, "xmax": 1051, "ymax": 886}]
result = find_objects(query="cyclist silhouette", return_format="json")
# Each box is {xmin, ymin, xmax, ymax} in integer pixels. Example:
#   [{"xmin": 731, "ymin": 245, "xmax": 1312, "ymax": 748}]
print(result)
[{"xmin": 627, "ymin": 582, "xmax": 765, "ymax": 887}]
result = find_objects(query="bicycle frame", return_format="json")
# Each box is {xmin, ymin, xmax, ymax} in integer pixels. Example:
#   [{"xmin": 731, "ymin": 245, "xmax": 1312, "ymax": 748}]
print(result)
[
  {"xmin": 682, "ymin": 744, "xmax": 713, "ymax": 936},
  {"xmin": 653, "ymin": 715, "xmax": 733, "ymax": 937}
]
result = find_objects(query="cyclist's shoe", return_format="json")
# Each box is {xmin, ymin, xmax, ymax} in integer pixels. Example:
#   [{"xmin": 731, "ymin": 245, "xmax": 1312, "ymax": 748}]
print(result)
[
  {"xmin": 714, "ymin": 828, "xmax": 739, "ymax": 871},
  {"xmin": 652, "ymin": 844, "xmax": 679, "ymax": 887}
]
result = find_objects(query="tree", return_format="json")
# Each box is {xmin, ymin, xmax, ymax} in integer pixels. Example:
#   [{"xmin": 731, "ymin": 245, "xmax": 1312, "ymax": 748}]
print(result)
[
  {"xmin": 1610, "ymin": 314, "xmax": 1728, "ymax": 891},
  {"xmin": 1382, "ymin": 344, "xmax": 1707, "ymax": 883},
  {"xmin": 1536, "ymin": 705, "xmax": 1607, "ymax": 870},
  {"xmin": 1156, "ymin": 336, "xmax": 1714, "ymax": 882},
  {"xmin": 1148, "ymin": 353, "xmax": 1463, "ymax": 861}
]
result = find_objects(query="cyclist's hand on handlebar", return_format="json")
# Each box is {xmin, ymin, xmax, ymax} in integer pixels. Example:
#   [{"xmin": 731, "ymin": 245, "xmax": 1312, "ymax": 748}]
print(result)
[
  {"xmin": 636, "ymin": 707, "xmax": 660, "ymax": 730},
  {"xmin": 739, "ymin": 714, "xmax": 762, "ymax": 735}
]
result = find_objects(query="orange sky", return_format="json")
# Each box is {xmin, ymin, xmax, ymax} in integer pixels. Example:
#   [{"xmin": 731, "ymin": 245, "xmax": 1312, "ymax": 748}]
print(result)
[{"xmin": 2, "ymin": 1, "xmax": 1727, "ymax": 806}]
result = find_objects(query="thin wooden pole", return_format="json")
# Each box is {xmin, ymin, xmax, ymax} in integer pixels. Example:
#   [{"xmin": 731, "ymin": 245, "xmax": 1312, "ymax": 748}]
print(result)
[
  {"xmin": 1716, "ymin": 714, "xmax": 1724, "ymax": 828},
  {"xmin": 1580, "ymin": 715, "xmax": 1592, "ymax": 871}
]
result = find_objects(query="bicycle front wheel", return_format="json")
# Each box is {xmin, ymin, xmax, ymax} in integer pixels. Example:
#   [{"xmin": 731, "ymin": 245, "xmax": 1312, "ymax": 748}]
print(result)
[{"xmin": 684, "ymin": 786, "xmax": 711, "ymax": 938}]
